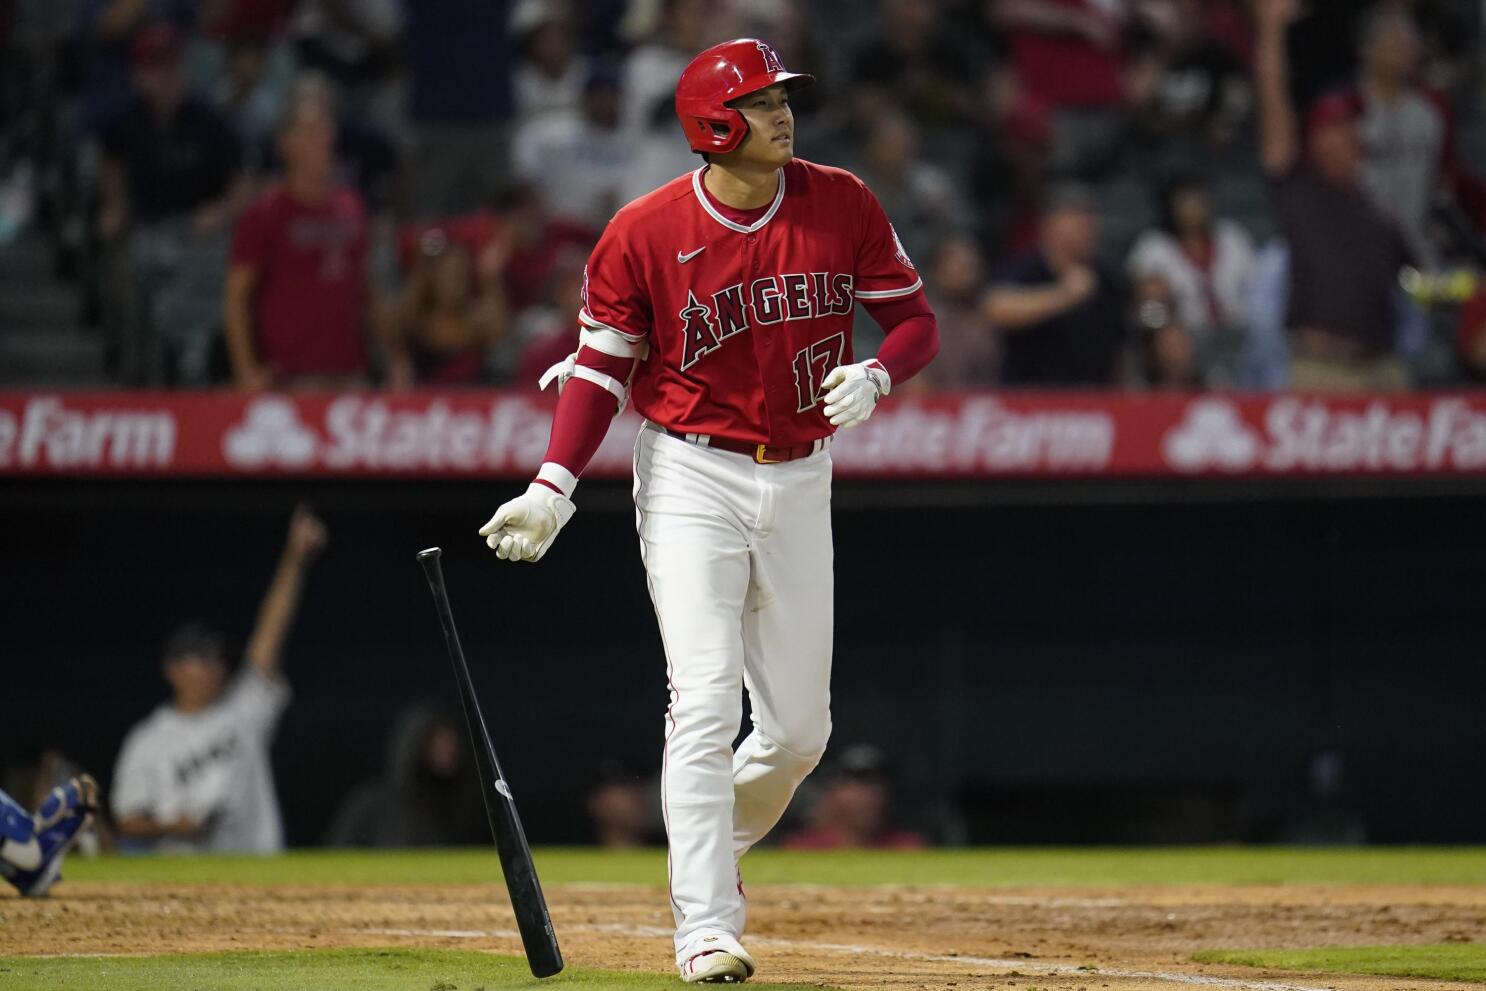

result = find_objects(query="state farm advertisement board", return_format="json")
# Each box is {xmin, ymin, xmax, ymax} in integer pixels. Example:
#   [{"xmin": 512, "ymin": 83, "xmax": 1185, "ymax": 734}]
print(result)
[{"xmin": 2, "ymin": 390, "xmax": 1485, "ymax": 479}]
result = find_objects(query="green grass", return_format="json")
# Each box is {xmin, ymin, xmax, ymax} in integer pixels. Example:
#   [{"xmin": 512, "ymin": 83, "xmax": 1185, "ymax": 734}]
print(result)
[
  {"xmin": 58, "ymin": 846, "xmax": 1486, "ymax": 888},
  {"xmin": 1194, "ymin": 944, "xmax": 1486, "ymax": 984},
  {"xmin": 0, "ymin": 948, "xmax": 829, "ymax": 991}
]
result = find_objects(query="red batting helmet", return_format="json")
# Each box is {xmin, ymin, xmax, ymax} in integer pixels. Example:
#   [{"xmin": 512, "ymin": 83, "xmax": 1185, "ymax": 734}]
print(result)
[{"xmin": 674, "ymin": 38, "xmax": 814, "ymax": 155}]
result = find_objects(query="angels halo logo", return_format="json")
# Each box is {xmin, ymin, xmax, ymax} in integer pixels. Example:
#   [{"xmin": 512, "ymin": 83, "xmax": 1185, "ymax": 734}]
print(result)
[
  {"xmin": 888, "ymin": 223, "xmax": 914, "ymax": 270},
  {"xmin": 755, "ymin": 41, "xmax": 785, "ymax": 74}
]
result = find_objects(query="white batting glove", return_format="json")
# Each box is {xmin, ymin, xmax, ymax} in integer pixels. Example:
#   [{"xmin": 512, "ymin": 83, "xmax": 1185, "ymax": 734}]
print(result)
[
  {"xmin": 477, "ymin": 483, "xmax": 576, "ymax": 562},
  {"xmin": 820, "ymin": 359, "xmax": 891, "ymax": 428}
]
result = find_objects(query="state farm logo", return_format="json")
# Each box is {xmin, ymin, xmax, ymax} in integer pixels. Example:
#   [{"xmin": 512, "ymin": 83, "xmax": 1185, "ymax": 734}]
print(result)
[
  {"xmin": 832, "ymin": 397, "xmax": 1114, "ymax": 472},
  {"xmin": 223, "ymin": 397, "xmax": 318, "ymax": 469},
  {"xmin": 1163, "ymin": 396, "xmax": 1486, "ymax": 473},
  {"xmin": 0, "ymin": 396, "xmax": 175, "ymax": 469},
  {"xmin": 1162, "ymin": 398, "xmax": 1260, "ymax": 472}
]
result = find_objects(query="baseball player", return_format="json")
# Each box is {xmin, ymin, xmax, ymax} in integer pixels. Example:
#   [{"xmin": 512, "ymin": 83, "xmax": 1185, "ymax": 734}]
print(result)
[
  {"xmin": 0, "ymin": 775, "xmax": 98, "ymax": 897},
  {"xmin": 478, "ymin": 39, "xmax": 939, "ymax": 984},
  {"xmin": 111, "ymin": 505, "xmax": 327, "ymax": 853}
]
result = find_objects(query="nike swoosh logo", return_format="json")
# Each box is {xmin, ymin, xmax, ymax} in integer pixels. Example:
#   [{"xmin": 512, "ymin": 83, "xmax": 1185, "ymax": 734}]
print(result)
[{"xmin": 677, "ymin": 246, "xmax": 706, "ymax": 264}]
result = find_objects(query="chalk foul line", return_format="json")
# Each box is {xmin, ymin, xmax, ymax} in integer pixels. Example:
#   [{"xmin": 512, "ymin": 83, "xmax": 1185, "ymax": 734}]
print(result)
[{"xmin": 338, "ymin": 924, "xmax": 1335, "ymax": 991}]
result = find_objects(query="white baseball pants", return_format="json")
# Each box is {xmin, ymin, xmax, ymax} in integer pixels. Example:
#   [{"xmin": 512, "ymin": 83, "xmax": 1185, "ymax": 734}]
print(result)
[{"xmin": 632, "ymin": 423, "xmax": 834, "ymax": 964}]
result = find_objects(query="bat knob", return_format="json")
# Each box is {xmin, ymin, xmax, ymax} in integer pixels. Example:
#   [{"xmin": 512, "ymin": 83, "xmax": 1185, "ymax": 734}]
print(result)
[{"xmin": 417, "ymin": 547, "xmax": 443, "ymax": 562}]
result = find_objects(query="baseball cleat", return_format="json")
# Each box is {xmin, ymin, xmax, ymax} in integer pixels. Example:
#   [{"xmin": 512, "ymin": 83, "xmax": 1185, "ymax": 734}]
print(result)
[
  {"xmin": 681, "ymin": 951, "xmax": 751, "ymax": 983},
  {"xmin": 1, "ymin": 775, "xmax": 98, "ymax": 898},
  {"xmin": 679, "ymin": 934, "xmax": 756, "ymax": 984}
]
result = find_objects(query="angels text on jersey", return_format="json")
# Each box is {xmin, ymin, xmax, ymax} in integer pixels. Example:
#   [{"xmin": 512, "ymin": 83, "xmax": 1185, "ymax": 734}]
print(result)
[{"xmin": 677, "ymin": 271, "xmax": 856, "ymax": 372}]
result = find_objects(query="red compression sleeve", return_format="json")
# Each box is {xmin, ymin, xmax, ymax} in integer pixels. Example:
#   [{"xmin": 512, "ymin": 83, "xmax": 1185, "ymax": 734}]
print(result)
[
  {"xmin": 862, "ymin": 292, "xmax": 940, "ymax": 386},
  {"xmin": 534, "ymin": 347, "xmax": 634, "ymax": 491}
]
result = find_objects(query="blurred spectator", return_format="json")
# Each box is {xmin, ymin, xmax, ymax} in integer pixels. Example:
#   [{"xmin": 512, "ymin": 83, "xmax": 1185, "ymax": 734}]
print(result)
[
  {"xmin": 846, "ymin": 0, "xmax": 982, "ymax": 127},
  {"xmin": 325, "ymin": 703, "xmax": 488, "ymax": 847},
  {"xmin": 618, "ymin": 0, "xmax": 735, "ymax": 202},
  {"xmin": 985, "ymin": 183, "xmax": 1127, "ymax": 386},
  {"xmin": 1129, "ymin": 273, "xmax": 1201, "ymax": 388},
  {"xmin": 1255, "ymin": 0, "xmax": 1411, "ymax": 390},
  {"xmin": 100, "ymin": 22, "xmax": 249, "ymax": 384},
  {"xmin": 991, "ymin": 0, "xmax": 1127, "ymax": 177},
  {"xmin": 1457, "ymin": 285, "xmax": 1486, "ymax": 382},
  {"xmin": 395, "ymin": 227, "xmax": 511, "ymax": 385},
  {"xmin": 404, "ymin": 0, "xmax": 515, "ymax": 217},
  {"xmin": 513, "ymin": 60, "xmax": 635, "ymax": 230},
  {"xmin": 1126, "ymin": 173, "xmax": 1255, "ymax": 382},
  {"xmin": 922, "ymin": 234, "xmax": 999, "ymax": 388},
  {"xmin": 288, "ymin": 0, "xmax": 402, "ymax": 134},
  {"xmin": 512, "ymin": 241, "xmax": 590, "ymax": 384},
  {"xmin": 210, "ymin": 20, "xmax": 298, "ymax": 175},
  {"xmin": 734, "ymin": 0, "xmax": 823, "ymax": 122},
  {"xmin": 1238, "ymin": 237, "xmax": 1292, "ymax": 389},
  {"xmin": 1125, "ymin": 0, "xmax": 1251, "ymax": 156},
  {"xmin": 781, "ymin": 744, "xmax": 927, "ymax": 850},
  {"xmin": 1340, "ymin": 4, "xmax": 1451, "ymax": 267},
  {"xmin": 493, "ymin": 183, "xmax": 596, "ymax": 313},
  {"xmin": 101, "ymin": 24, "xmax": 246, "ymax": 236},
  {"xmin": 620, "ymin": 0, "xmax": 730, "ymax": 136},
  {"xmin": 512, "ymin": 0, "xmax": 588, "ymax": 123},
  {"xmin": 847, "ymin": 110, "xmax": 963, "ymax": 266},
  {"xmin": 225, "ymin": 78, "xmax": 406, "ymax": 390},
  {"xmin": 585, "ymin": 759, "xmax": 662, "ymax": 848},
  {"xmin": 111, "ymin": 505, "xmax": 326, "ymax": 854},
  {"xmin": 77, "ymin": 0, "xmax": 201, "ymax": 136},
  {"xmin": 968, "ymin": 65, "xmax": 1054, "ymax": 263}
]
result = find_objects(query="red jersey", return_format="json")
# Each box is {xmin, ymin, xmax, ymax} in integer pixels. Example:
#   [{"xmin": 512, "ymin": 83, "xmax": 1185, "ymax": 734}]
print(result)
[
  {"xmin": 1007, "ymin": 0, "xmax": 1123, "ymax": 109},
  {"xmin": 579, "ymin": 159, "xmax": 922, "ymax": 446},
  {"xmin": 231, "ymin": 185, "xmax": 370, "ymax": 377}
]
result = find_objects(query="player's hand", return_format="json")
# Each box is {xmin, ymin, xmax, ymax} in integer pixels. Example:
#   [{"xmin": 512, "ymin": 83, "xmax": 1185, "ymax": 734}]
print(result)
[
  {"xmin": 820, "ymin": 359, "xmax": 891, "ymax": 428},
  {"xmin": 478, "ymin": 483, "xmax": 576, "ymax": 562}
]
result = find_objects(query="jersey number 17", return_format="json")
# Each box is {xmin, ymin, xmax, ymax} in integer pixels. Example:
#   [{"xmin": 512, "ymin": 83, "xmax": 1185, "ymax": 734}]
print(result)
[{"xmin": 792, "ymin": 333, "xmax": 846, "ymax": 414}]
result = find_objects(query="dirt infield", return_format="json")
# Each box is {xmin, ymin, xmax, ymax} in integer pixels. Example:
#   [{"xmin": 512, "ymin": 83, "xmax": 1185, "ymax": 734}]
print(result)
[{"xmin": 3, "ymin": 881, "xmax": 1484, "ymax": 990}]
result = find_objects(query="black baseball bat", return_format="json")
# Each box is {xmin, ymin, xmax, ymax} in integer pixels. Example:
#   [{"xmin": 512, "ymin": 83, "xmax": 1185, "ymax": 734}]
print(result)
[{"xmin": 416, "ymin": 547, "xmax": 563, "ymax": 979}]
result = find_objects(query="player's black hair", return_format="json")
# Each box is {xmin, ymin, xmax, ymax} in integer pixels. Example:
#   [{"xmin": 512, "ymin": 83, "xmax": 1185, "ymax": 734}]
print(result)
[{"xmin": 161, "ymin": 620, "xmax": 227, "ymax": 664}]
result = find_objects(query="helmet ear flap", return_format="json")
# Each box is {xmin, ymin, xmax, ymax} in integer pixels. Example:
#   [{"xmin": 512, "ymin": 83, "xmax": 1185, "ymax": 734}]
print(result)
[{"xmin": 683, "ymin": 105, "xmax": 748, "ymax": 154}]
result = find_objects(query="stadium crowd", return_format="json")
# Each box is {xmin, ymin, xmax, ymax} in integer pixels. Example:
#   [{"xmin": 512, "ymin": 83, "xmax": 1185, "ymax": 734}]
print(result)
[{"xmin": 0, "ymin": 0, "xmax": 1484, "ymax": 392}]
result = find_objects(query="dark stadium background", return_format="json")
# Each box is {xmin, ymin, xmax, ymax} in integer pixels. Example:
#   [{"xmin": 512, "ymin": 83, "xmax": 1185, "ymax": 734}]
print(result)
[{"xmin": 5, "ymin": 476, "xmax": 1484, "ymax": 846}]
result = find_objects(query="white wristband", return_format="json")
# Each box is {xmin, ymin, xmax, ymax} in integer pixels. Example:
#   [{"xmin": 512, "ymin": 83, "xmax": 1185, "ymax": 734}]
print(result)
[{"xmin": 536, "ymin": 462, "xmax": 578, "ymax": 499}]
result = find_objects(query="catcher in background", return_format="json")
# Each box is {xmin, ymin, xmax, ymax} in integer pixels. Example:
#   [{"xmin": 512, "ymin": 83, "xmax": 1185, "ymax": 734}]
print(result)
[{"xmin": 0, "ymin": 775, "xmax": 98, "ymax": 897}]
